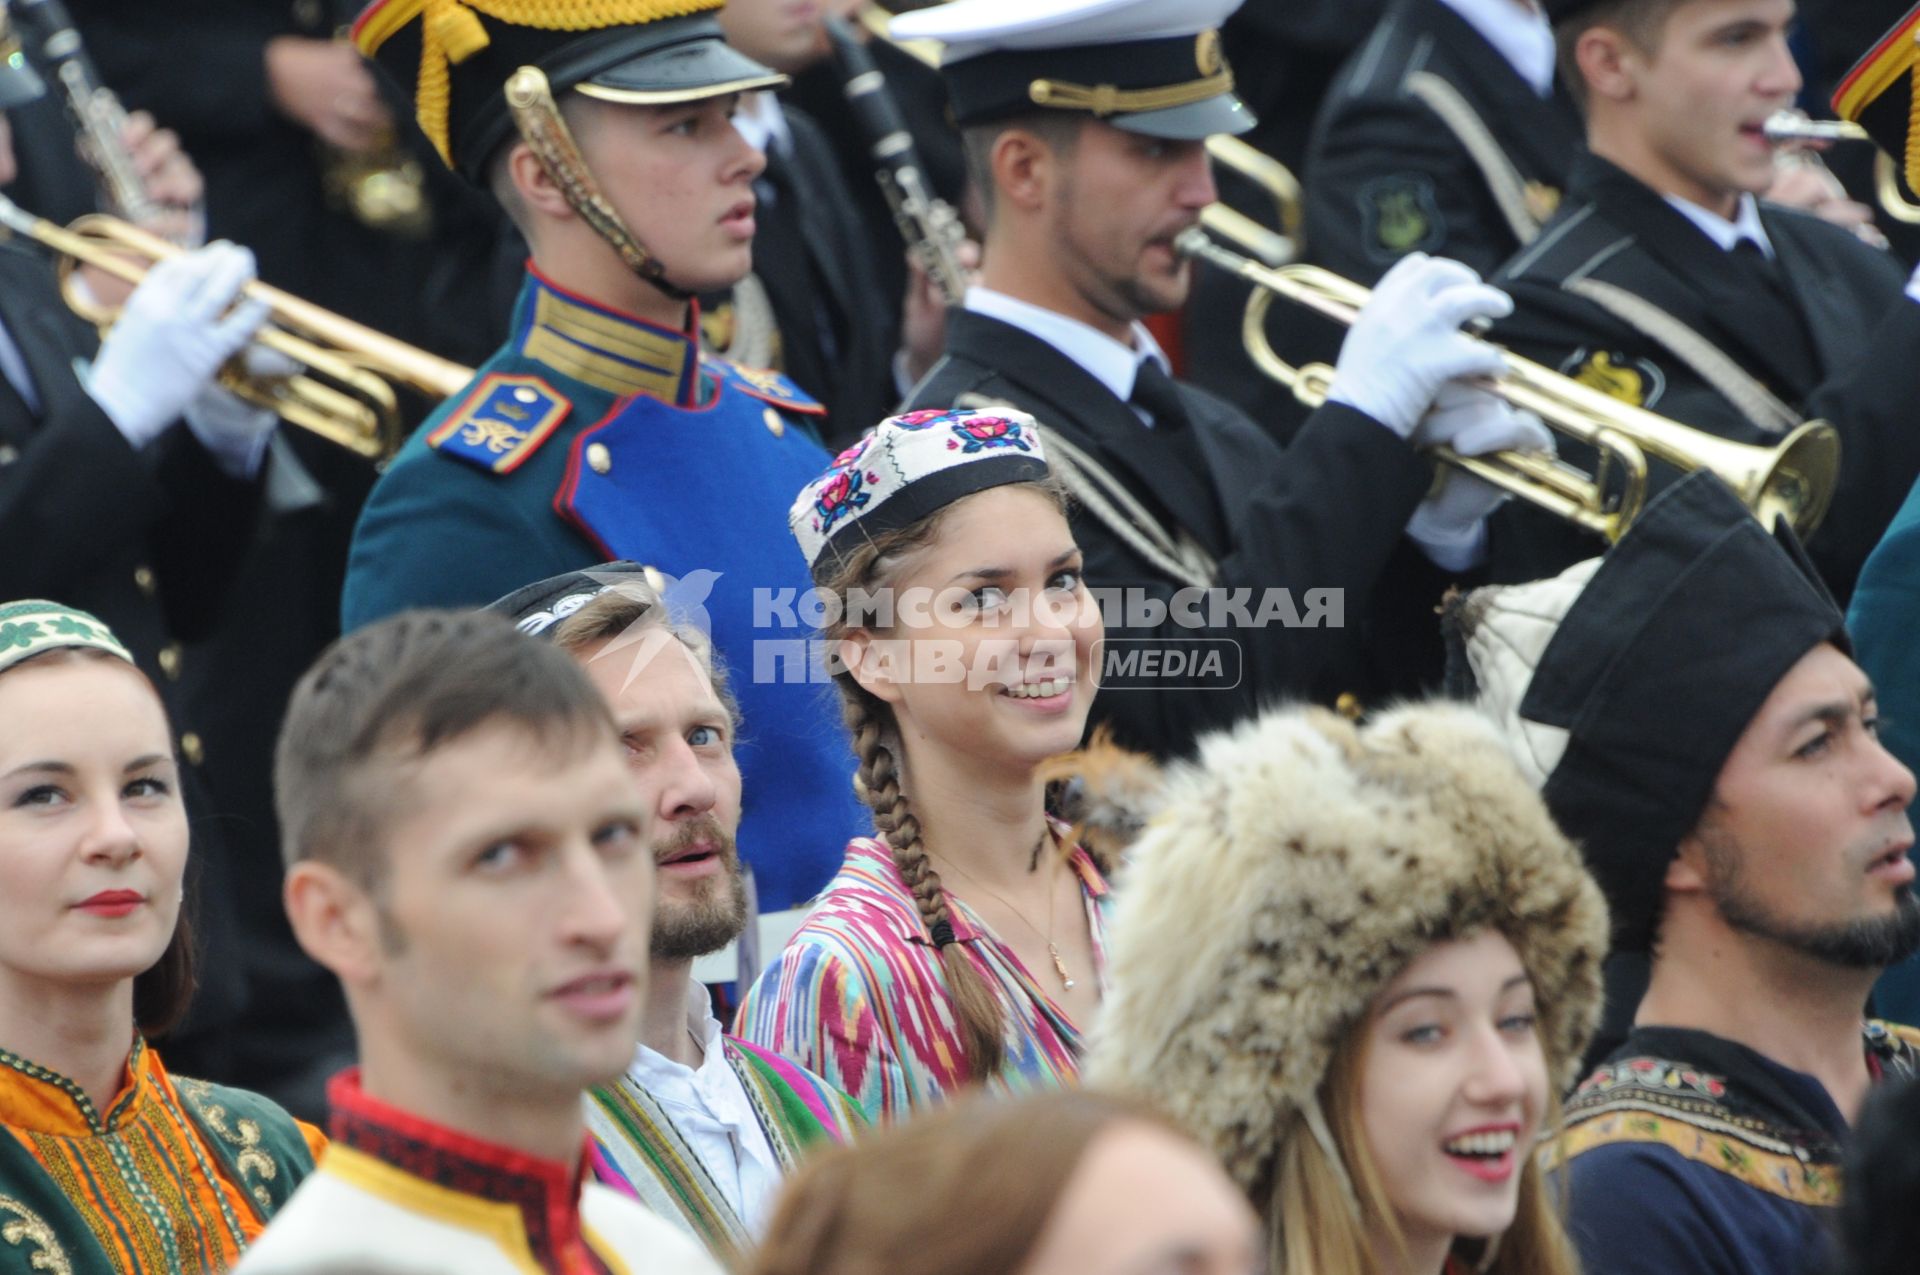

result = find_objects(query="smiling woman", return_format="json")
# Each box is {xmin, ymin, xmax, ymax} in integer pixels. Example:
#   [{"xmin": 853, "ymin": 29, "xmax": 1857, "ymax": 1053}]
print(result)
[
  {"xmin": 737, "ymin": 408, "xmax": 1114, "ymax": 1123},
  {"xmin": 1087, "ymin": 701, "xmax": 1610, "ymax": 1275},
  {"xmin": 0, "ymin": 599, "xmax": 322, "ymax": 1275}
]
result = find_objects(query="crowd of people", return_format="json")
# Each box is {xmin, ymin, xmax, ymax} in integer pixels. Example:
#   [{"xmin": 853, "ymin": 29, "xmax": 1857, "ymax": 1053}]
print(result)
[{"xmin": 5, "ymin": 0, "xmax": 1920, "ymax": 1272}]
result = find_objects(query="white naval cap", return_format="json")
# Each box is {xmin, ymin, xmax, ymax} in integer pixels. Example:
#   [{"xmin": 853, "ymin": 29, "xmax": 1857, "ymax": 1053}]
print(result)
[{"xmin": 891, "ymin": 0, "xmax": 1253, "ymax": 140}]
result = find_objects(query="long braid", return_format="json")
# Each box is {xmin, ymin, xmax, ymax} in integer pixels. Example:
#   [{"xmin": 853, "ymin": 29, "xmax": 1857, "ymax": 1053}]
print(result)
[{"xmin": 843, "ymin": 690, "xmax": 1008, "ymax": 1081}]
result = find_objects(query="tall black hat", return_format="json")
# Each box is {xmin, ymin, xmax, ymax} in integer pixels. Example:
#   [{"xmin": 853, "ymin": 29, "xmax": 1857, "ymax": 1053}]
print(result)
[{"xmin": 1449, "ymin": 473, "xmax": 1849, "ymax": 953}]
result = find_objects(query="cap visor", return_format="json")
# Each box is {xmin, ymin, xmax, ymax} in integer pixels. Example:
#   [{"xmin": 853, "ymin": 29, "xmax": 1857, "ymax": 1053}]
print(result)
[
  {"xmin": 1110, "ymin": 92, "xmax": 1254, "ymax": 140},
  {"xmin": 577, "ymin": 40, "xmax": 788, "ymax": 105}
]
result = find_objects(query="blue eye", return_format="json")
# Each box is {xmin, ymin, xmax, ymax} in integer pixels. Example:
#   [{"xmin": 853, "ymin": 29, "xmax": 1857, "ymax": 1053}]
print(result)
[
  {"xmin": 1047, "ymin": 569, "xmax": 1082, "ymax": 593},
  {"xmin": 1400, "ymin": 1023, "xmax": 1444, "ymax": 1046},
  {"xmin": 1499, "ymin": 1012, "xmax": 1539, "ymax": 1036},
  {"xmin": 474, "ymin": 842, "xmax": 526, "ymax": 872}
]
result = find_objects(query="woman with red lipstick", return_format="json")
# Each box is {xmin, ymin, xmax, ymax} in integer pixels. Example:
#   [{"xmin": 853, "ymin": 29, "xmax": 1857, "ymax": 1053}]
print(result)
[
  {"xmin": 738, "ymin": 408, "xmax": 1110, "ymax": 1123},
  {"xmin": 0, "ymin": 600, "xmax": 322, "ymax": 1273},
  {"xmin": 1089, "ymin": 702, "xmax": 1609, "ymax": 1275}
]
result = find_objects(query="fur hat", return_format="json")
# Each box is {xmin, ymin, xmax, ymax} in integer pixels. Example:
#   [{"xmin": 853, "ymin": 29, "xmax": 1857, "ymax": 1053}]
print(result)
[{"xmin": 1085, "ymin": 701, "xmax": 1609, "ymax": 1198}]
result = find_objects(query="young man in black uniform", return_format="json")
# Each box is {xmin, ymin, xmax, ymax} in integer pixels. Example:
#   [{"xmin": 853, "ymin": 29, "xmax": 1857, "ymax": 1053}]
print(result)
[
  {"xmin": 896, "ymin": 0, "xmax": 1550, "ymax": 760},
  {"xmin": 1306, "ymin": 0, "xmax": 1581, "ymax": 284},
  {"xmin": 1487, "ymin": 0, "xmax": 1920, "ymax": 601}
]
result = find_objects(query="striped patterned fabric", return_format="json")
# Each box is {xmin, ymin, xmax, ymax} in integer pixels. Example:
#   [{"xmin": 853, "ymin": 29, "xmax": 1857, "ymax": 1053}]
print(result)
[
  {"xmin": 0, "ymin": 1039, "xmax": 324, "ymax": 1274},
  {"xmin": 735, "ymin": 835, "xmax": 1113, "ymax": 1125}
]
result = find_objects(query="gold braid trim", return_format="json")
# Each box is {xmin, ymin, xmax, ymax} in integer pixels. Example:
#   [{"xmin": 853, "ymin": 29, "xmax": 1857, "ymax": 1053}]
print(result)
[
  {"xmin": 357, "ymin": 0, "xmax": 724, "ymax": 164},
  {"xmin": 1028, "ymin": 71, "xmax": 1234, "ymax": 117},
  {"xmin": 1908, "ymin": 62, "xmax": 1920, "ymax": 197}
]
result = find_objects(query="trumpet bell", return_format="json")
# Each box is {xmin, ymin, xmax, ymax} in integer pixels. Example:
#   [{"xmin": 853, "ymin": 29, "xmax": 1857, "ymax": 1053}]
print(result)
[{"xmin": 1175, "ymin": 226, "xmax": 1841, "ymax": 542}]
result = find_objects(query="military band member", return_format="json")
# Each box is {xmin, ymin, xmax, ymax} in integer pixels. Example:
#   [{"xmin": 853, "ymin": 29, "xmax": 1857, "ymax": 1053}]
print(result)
[
  {"xmin": 1306, "ymin": 0, "xmax": 1580, "ymax": 285},
  {"xmin": 340, "ymin": 0, "xmax": 866, "ymax": 915},
  {"xmin": 1452, "ymin": 473, "xmax": 1920, "ymax": 1275},
  {"xmin": 894, "ymin": 0, "xmax": 1552, "ymax": 759},
  {"xmin": 1485, "ymin": 0, "xmax": 1920, "ymax": 601}
]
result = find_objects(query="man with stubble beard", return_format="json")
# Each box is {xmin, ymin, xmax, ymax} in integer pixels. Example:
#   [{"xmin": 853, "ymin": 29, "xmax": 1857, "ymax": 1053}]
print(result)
[{"xmin": 490, "ymin": 565, "xmax": 862, "ymax": 1264}]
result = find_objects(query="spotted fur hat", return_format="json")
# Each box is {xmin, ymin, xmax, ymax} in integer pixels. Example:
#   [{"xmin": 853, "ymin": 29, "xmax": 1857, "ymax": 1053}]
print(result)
[{"xmin": 1085, "ymin": 701, "xmax": 1608, "ymax": 1198}]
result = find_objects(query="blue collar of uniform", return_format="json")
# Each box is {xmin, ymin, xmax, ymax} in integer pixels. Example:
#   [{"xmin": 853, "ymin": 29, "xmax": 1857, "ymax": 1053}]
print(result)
[{"xmin": 512, "ymin": 265, "xmax": 703, "ymax": 406}]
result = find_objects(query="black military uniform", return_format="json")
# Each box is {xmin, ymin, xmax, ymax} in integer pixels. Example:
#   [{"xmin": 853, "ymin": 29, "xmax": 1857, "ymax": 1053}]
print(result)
[
  {"xmin": 722, "ymin": 102, "xmax": 899, "ymax": 450},
  {"xmin": 1303, "ymin": 0, "xmax": 1580, "ymax": 283},
  {"xmin": 910, "ymin": 310, "xmax": 1444, "ymax": 759},
  {"xmin": 1488, "ymin": 153, "xmax": 1920, "ymax": 602}
]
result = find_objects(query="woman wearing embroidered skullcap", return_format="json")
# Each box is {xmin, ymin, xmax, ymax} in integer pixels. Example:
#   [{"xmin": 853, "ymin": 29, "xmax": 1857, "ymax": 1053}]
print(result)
[
  {"xmin": 1087, "ymin": 702, "xmax": 1609, "ymax": 1275},
  {"xmin": 0, "ymin": 600, "xmax": 323, "ymax": 1273},
  {"xmin": 736, "ymin": 407, "xmax": 1110, "ymax": 1123}
]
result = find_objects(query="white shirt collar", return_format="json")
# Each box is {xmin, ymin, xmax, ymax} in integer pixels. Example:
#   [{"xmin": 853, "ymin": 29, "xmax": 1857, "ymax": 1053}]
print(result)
[
  {"xmin": 1661, "ymin": 191, "xmax": 1776, "ymax": 260},
  {"xmin": 1435, "ymin": 0, "xmax": 1557, "ymax": 98},
  {"xmin": 732, "ymin": 91, "xmax": 792, "ymax": 159},
  {"xmin": 964, "ymin": 286, "xmax": 1169, "ymax": 404}
]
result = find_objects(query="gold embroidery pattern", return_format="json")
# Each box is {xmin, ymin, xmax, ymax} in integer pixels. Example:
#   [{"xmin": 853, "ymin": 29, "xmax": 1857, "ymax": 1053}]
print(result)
[
  {"xmin": 1547, "ymin": 1108, "xmax": 1842, "ymax": 1207},
  {"xmin": 459, "ymin": 419, "xmax": 531, "ymax": 455},
  {"xmin": 729, "ymin": 364, "xmax": 790, "ymax": 397},
  {"xmin": 177, "ymin": 1080, "xmax": 279, "ymax": 1213},
  {"xmin": 0, "ymin": 1196, "xmax": 71, "ymax": 1275}
]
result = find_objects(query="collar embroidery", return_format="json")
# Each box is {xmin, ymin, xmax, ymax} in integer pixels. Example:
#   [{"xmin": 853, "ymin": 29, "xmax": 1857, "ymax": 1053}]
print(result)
[
  {"xmin": 327, "ymin": 1069, "xmax": 604, "ymax": 1273},
  {"xmin": 516, "ymin": 266, "xmax": 702, "ymax": 406}
]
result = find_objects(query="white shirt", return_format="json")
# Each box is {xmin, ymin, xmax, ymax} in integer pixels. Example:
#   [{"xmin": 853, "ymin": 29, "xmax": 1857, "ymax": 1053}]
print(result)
[
  {"xmin": 626, "ymin": 981, "xmax": 784, "ymax": 1235},
  {"xmin": 0, "ymin": 318, "xmax": 40, "ymax": 412},
  {"xmin": 1436, "ymin": 0, "xmax": 1557, "ymax": 98},
  {"xmin": 963, "ymin": 286, "xmax": 1171, "ymax": 424},
  {"xmin": 732, "ymin": 91, "xmax": 794, "ymax": 162},
  {"xmin": 1662, "ymin": 190, "xmax": 1777, "ymax": 259}
]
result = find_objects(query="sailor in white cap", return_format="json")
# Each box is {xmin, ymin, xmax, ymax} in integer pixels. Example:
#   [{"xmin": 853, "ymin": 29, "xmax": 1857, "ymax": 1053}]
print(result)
[{"xmin": 896, "ymin": 0, "xmax": 1555, "ymax": 761}]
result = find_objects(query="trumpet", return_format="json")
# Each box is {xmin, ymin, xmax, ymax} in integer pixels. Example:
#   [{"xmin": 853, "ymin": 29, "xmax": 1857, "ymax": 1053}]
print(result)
[
  {"xmin": 0, "ymin": 195, "xmax": 471, "ymax": 461},
  {"xmin": 1176, "ymin": 227, "xmax": 1840, "ymax": 542},
  {"xmin": 1759, "ymin": 109, "xmax": 1920, "ymax": 227}
]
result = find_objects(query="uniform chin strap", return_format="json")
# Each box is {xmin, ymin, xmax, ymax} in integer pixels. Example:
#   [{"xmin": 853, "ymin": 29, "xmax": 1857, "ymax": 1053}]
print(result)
[{"xmin": 505, "ymin": 66, "xmax": 694, "ymax": 302}]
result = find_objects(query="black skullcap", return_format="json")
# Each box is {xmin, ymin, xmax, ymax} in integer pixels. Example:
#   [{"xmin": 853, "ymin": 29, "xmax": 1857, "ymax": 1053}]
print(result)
[{"xmin": 486, "ymin": 560, "xmax": 658, "ymax": 638}]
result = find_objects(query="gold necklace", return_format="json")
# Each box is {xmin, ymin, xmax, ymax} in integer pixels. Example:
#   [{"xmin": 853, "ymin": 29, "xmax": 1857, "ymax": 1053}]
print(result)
[{"xmin": 933, "ymin": 837, "xmax": 1078, "ymax": 991}]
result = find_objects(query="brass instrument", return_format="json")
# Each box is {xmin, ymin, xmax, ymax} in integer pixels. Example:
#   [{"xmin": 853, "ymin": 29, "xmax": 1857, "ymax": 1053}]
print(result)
[
  {"xmin": 1177, "ymin": 226, "xmax": 1840, "ymax": 542},
  {"xmin": 1203, "ymin": 134, "xmax": 1301, "ymax": 266},
  {"xmin": 1759, "ymin": 109, "xmax": 1920, "ymax": 228},
  {"xmin": 0, "ymin": 195, "xmax": 472, "ymax": 461}
]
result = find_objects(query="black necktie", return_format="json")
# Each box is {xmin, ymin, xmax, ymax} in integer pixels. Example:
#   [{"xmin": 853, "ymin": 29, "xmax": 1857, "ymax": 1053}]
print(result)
[
  {"xmin": 1129, "ymin": 358, "xmax": 1192, "ymax": 432},
  {"xmin": 1123, "ymin": 359, "xmax": 1226, "ymax": 553}
]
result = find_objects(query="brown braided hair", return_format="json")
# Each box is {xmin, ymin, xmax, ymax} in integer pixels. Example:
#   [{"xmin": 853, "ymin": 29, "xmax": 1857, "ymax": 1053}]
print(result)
[{"xmin": 815, "ymin": 477, "xmax": 1071, "ymax": 1082}]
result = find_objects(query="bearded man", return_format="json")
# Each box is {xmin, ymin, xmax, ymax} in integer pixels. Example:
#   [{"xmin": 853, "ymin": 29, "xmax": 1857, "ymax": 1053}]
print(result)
[
  {"xmin": 491, "ymin": 566, "xmax": 861, "ymax": 1264},
  {"xmin": 1451, "ymin": 472, "xmax": 1920, "ymax": 1275}
]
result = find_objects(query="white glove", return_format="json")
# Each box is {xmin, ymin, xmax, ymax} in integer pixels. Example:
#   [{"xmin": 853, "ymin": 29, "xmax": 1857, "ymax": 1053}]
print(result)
[
  {"xmin": 184, "ymin": 345, "xmax": 292, "ymax": 478},
  {"xmin": 1327, "ymin": 252, "xmax": 1513, "ymax": 438},
  {"xmin": 85, "ymin": 241, "xmax": 270, "ymax": 449},
  {"xmin": 1405, "ymin": 382, "xmax": 1554, "ymax": 570}
]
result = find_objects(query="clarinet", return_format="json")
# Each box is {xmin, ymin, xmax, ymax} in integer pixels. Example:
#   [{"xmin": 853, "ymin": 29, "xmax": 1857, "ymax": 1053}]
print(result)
[
  {"xmin": 823, "ymin": 15, "xmax": 968, "ymax": 304},
  {"xmin": 11, "ymin": 0, "xmax": 158, "ymax": 224}
]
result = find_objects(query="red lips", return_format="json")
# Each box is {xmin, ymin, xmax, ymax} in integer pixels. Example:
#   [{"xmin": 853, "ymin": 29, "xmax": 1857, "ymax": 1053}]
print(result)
[{"xmin": 76, "ymin": 890, "xmax": 144, "ymax": 917}]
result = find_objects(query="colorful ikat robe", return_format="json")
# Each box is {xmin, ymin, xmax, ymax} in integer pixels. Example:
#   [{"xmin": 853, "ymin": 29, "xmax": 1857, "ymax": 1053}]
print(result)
[{"xmin": 736, "ymin": 833, "xmax": 1112, "ymax": 1124}]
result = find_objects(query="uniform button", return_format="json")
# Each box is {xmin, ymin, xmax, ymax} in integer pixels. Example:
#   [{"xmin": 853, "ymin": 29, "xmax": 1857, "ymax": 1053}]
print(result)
[
  {"xmin": 587, "ymin": 442, "xmax": 612, "ymax": 475},
  {"xmin": 158, "ymin": 643, "xmax": 182, "ymax": 681},
  {"xmin": 180, "ymin": 732, "xmax": 205, "ymax": 766},
  {"xmin": 514, "ymin": 386, "xmax": 539, "ymax": 404},
  {"xmin": 292, "ymin": 0, "xmax": 324, "ymax": 29},
  {"xmin": 0, "ymin": 443, "xmax": 17, "ymax": 466},
  {"xmin": 643, "ymin": 566, "xmax": 667, "ymax": 594},
  {"xmin": 133, "ymin": 565, "xmax": 156, "ymax": 596},
  {"xmin": 1335, "ymin": 692, "xmax": 1363, "ymax": 720},
  {"xmin": 762, "ymin": 407, "xmax": 785, "ymax": 438}
]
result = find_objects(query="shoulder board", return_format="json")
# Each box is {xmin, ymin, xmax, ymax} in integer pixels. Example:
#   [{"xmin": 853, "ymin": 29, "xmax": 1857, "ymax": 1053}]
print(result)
[
  {"xmin": 710, "ymin": 358, "xmax": 827, "ymax": 416},
  {"xmin": 427, "ymin": 373, "xmax": 571, "ymax": 474}
]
